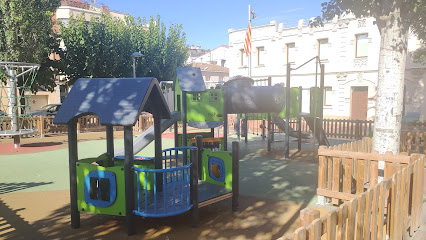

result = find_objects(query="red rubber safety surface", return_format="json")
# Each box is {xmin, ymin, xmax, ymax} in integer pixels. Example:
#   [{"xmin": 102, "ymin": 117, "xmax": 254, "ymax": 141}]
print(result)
[{"xmin": 0, "ymin": 142, "xmax": 64, "ymax": 155}]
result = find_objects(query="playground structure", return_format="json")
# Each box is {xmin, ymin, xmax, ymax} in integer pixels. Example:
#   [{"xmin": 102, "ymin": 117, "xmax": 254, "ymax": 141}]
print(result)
[
  {"xmin": 54, "ymin": 73, "xmax": 242, "ymax": 235},
  {"xmin": 231, "ymin": 57, "xmax": 330, "ymax": 158},
  {"xmin": 0, "ymin": 62, "xmax": 40, "ymax": 148}
]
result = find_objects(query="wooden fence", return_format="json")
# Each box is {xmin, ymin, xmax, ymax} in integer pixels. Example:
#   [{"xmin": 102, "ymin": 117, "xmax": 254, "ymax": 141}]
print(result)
[
  {"xmin": 280, "ymin": 149, "xmax": 424, "ymax": 239},
  {"xmin": 1, "ymin": 114, "xmax": 156, "ymax": 138},
  {"xmin": 323, "ymin": 119, "xmax": 374, "ymax": 140},
  {"xmin": 400, "ymin": 131, "xmax": 426, "ymax": 155}
]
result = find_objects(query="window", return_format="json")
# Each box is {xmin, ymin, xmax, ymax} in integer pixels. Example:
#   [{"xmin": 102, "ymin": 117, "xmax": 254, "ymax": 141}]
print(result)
[
  {"xmin": 210, "ymin": 92, "xmax": 219, "ymax": 102},
  {"xmin": 221, "ymin": 59, "xmax": 226, "ymax": 67},
  {"xmin": 192, "ymin": 93, "xmax": 201, "ymax": 101},
  {"xmin": 239, "ymin": 49, "xmax": 247, "ymax": 66},
  {"xmin": 318, "ymin": 39, "xmax": 329, "ymax": 61},
  {"xmin": 324, "ymin": 87, "xmax": 333, "ymax": 106},
  {"xmin": 286, "ymin": 43, "xmax": 295, "ymax": 64},
  {"xmin": 257, "ymin": 46, "xmax": 265, "ymax": 66},
  {"xmin": 356, "ymin": 34, "xmax": 368, "ymax": 57}
]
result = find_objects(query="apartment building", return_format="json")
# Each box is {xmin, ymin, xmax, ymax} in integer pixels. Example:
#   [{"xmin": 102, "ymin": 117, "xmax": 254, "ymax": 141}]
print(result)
[{"xmin": 228, "ymin": 16, "xmax": 425, "ymax": 120}]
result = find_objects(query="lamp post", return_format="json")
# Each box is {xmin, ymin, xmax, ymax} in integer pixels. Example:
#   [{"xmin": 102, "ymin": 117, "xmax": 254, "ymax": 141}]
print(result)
[{"xmin": 131, "ymin": 52, "xmax": 143, "ymax": 78}]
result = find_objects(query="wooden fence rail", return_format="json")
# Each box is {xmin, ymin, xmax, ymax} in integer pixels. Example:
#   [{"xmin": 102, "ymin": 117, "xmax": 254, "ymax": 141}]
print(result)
[
  {"xmin": 280, "ymin": 152, "xmax": 424, "ymax": 240},
  {"xmin": 1, "ymin": 114, "xmax": 156, "ymax": 138}
]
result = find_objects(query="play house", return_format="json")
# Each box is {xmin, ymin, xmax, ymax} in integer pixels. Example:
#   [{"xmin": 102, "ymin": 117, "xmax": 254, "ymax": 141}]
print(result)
[{"xmin": 54, "ymin": 76, "xmax": 240, "ymax": 235}]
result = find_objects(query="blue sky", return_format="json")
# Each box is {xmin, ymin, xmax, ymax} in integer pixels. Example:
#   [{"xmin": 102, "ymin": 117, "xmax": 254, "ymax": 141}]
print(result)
[{"xmin": 99, "ymin": 0, "xmax": 324, "ymax": 49}]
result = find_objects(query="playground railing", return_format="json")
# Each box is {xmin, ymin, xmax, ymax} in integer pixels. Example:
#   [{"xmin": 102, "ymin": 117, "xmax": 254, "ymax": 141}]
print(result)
[
  {"xmin": 322, "ymin": 118, "xmax": 374, "ymax": 139},
  {"xmin": 132, "ymin": 146, "xmax": 196, "ymax": 218},
  {"xmin": 280, "ymin": 148, "xmax": 424, "ymax": 240}
]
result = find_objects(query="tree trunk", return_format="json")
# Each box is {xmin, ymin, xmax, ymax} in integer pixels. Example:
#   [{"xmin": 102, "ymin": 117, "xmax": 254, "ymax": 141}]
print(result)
[{"xmin": 372, "ymin": 8, "xmax": 409, "ymax": 155}]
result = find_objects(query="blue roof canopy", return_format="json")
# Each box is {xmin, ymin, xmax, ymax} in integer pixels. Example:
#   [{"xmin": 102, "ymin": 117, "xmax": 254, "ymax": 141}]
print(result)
[
  {"xmin": 54, "ymin": 78, "xmax": 171, "ymax": 126},
  {"xmin": 176, "ymin": 67, "xmax": 206, "ymax": 93}
]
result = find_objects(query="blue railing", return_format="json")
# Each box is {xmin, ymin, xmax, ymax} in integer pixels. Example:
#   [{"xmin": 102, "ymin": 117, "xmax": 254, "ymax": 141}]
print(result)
[{"xmin": 132, "ymin": 146, "xmax": 196, "ymax": 218}]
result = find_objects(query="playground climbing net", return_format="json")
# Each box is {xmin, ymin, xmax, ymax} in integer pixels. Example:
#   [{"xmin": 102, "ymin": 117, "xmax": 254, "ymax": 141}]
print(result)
[{"xmin": 0, "ymin": 62, "xmax": 40, "ymax": 135}]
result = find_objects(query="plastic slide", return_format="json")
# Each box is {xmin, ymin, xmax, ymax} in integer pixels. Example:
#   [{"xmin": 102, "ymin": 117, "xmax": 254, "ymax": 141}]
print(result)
[
  {"xmin": 114, "ymin": 111, "xmax": 181, "ymax": 156},
  {"xmin": 301, "ymin": 114, "xmax": 330, "ymax": 146},
  {"xmin": 272, "ymin": 116, "xmax": 310, "ymax": 139}
]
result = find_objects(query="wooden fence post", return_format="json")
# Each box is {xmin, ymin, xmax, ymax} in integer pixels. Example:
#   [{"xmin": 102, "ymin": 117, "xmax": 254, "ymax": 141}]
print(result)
[
  {"xmin": 39, "ymin": 116, "xmax": 45, "ymax": 137},
  {"xmin": 299, "ymin": 208, "xmax": 320, "ymax": 227},
  {"xmin": 76, "ymin": 119, "xmax": 81, "ymax": 134}
]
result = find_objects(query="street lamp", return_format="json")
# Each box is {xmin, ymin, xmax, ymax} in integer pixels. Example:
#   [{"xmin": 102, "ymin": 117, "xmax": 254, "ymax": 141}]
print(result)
[{"xmin": 131, "ymin": 52, "xmax": 143, "ymax": 78}]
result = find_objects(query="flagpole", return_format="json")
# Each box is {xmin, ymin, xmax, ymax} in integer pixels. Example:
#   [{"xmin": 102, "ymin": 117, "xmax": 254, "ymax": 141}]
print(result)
[{"xmin": 248, "ymin": 4, "xmax": 251, "ymax": 78}]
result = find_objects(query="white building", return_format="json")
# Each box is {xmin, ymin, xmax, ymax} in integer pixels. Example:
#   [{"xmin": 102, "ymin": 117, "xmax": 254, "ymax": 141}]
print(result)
[
  {"xmin": 192, "ymin": 62, "xmax": 229, "ymax": 89},
  {"xmin": 228, "ymin": 16, "xmax": 425, "ymax": 120},
  {"xmin": 191, "ymin": 45, "xmax": 229, "ymax": 68}
]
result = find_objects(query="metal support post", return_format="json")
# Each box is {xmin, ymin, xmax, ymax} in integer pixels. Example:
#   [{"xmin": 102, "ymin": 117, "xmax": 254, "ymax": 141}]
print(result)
[
  {"xmin": 124, "ymin": 126, "xmax": 134, "ymax": 235},
  {"xmin": 190, "ymin": 148, "xmax": 199, "ymax": 228},
  {"xmin": 68, "ymin": 121, "xmax": 80, "ymax": 229},
  {"xmin": 232, "ymin": 141, "xmax": 240, "ymax": 213},
  {"xmin": 285, "ymin": 64, "xmax": 291, "ymax": 159}
]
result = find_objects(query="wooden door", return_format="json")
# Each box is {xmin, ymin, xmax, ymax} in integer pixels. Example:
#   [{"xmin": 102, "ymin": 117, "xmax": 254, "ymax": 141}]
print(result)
[{"xmin": 350, "ymin": 86, "xmax": 368, "ymax": 120}]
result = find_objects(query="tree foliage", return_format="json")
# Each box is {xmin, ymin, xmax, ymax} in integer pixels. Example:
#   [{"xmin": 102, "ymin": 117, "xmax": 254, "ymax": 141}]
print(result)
[
  {"xmin": 58, "ymin": 14, "xmax": 188, "ymax": 85},
  {"xmin": 0, "ymin": 0, "xmax": 61, "ymax": 91},
  {"xmin": 322, "ymin": 0, "xmax": 425, "ymax": 54}
]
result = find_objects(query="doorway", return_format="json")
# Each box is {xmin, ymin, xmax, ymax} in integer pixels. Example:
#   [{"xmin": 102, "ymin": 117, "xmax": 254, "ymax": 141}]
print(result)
[{"xmin": 350, "ymin": 86, "xmax": 368, "ymax": 120}]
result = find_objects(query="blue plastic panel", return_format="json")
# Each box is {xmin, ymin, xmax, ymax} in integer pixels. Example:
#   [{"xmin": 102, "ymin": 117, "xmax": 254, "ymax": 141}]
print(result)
[
  {"xmin": 84, "ymin": 170, "xmax": 117, "ymax": 207},
  {"xmin": 208, "ymin": 156, "xmax": 225, "ymax": 182}
]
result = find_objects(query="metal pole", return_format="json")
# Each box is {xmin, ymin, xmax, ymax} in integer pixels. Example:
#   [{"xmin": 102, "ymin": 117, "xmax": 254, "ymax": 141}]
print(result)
[
  {"xmin": 124, "ymin": 126, "xmax": 134, "ymax": 235},
  {"xmin": 106, "ymin": 125, "xmax": 114, "ymax": 157},
  {"xmin": 223, "ymin": 87, "xmax": 228, "ymax": 151},
  {"xmin": 190, "ymin": 148, "xmax": 199, "ymax": 228},
  {"xmin": 132, "ymin": 58, "xmax": 136, "ymax": 78},
  {"xmin": 8, "ymin": 69, "xmax": 20, "ymax": 148},
  {"xmin": 298, "ymin": 86, "xmax": 302, "ymax": 151},
  {"xmin": 248, "ymin": 4, "xmax": 251, "ymax": 78},
  {"xmin": 174, "ymin": 121, "xmax": 178, "ymax": 148},
  {"xmin": 244, "ymin": 114, "xmax": 248, "ymax": 143},
  {"xmin": 285, "ymin": 64, "xmax": 291, "ymax": 159},
  {"xmin": 182, "ymin": 91, "xmax": 187, "ymax": 147},
  {"xmin": 68, "ymin": 121, "xmax": 80, "ymax": 229},
  {"xmin": 195, "ymin": 135, "xmax": 203, "ymax": 179},
  {"xmin": 154, "ymin": 115, "xmax": 163, "ymax": 190},
  {"xmin": 319, "ymin": 64, "xmax": 325, "ymax": 145},
  {"xmin": 232, "ymin": 141, "xmax": 240, "ymax": 213},
  {"xmin": 267, "ymin": 77, "xmax": 272, "ymax": 151}
]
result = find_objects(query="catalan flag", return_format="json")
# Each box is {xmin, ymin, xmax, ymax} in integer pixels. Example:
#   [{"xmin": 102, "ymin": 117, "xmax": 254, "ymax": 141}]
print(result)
[{"xmin": 244, "ymin": 22, "xmax": 252, "ymax": 56}]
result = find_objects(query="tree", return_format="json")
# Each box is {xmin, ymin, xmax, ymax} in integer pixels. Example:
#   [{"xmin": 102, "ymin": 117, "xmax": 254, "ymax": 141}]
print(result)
[
  {"xmin": 322, "ymin": 0, "xmax": 426, "ymax": 154},
  {"xmin": 0, "ymin": 0, "xmax": 61, "ymax": 91},
  {"xmin": 58, "ymin": 14, "xmax": 188, "ymax": 85},
  {"xmin": 412, "ymin": 47, "xmax": 426, "ymax": 65}
]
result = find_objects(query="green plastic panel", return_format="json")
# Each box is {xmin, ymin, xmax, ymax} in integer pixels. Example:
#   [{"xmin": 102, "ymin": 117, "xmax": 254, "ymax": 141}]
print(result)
[
  {"xmin": 76, "ymin": 161, "xmax": 126, "ymax": 216},
  {"xmin": 186, "ymin": 89, "xmax": 224, "ymax": 123},
  {"xmin": 274, "ymin": 87, "xmax": 300, "ymax": 118},
  {"xmin": 175, "ymin": 75, "xmax": 224, "ymax": 123},
  {"xmin": 76, "ymin": 159, "xmax": 155, "ymax": 216},
  {"xmin": 310, "ymin": 87, "xmax": 321, "ymax": 117},
  {"xmin": 201, "ymin": 149, "xmax": 233, "ymax": 189}
]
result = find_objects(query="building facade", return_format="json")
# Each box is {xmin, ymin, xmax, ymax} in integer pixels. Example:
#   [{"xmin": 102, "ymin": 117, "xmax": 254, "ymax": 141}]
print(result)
[
  {"xmin": 191, "ymin": 62, "xmax": 229, "ymax": 89},
  {"xmin": 190, "ymin": 45, "xmax": 229, "ymax": 68},
  {"xmin": 228, "ymin": 16, "xmax": 425, "ymax": 120}
]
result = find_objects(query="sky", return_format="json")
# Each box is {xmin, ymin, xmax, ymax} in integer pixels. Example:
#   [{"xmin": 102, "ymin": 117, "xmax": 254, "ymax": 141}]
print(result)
[{"xmin": 98, "ymin": 0, "xmax": 324, "ymax": 50}]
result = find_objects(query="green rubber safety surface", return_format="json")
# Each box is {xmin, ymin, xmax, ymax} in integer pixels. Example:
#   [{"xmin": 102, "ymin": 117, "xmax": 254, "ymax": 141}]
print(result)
[
  {"xmin": 0, "ymin": 137, "xmax": 175, "ymax": 194},
  {"xmin": 0, "ymin": 132, "xmax": 345, "ymax": 206}
]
